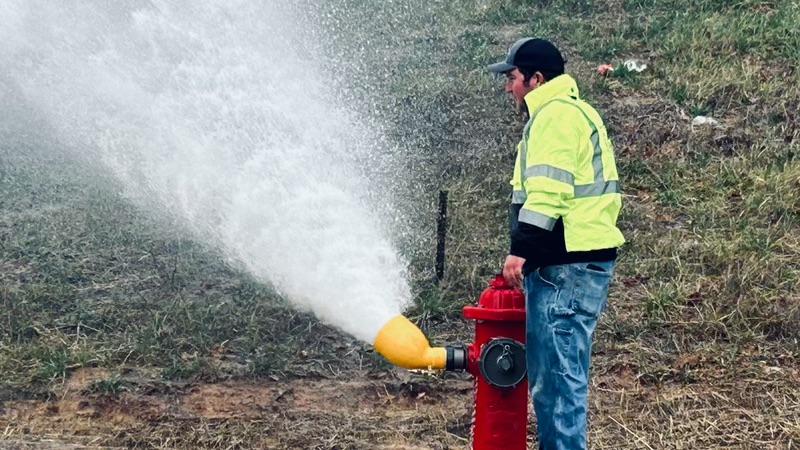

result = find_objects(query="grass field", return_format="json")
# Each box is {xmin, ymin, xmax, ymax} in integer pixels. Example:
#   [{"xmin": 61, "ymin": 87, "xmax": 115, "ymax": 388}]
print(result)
[{"xmin": 1, "ymin": 0, "xmax": 799, "ymax": 448}]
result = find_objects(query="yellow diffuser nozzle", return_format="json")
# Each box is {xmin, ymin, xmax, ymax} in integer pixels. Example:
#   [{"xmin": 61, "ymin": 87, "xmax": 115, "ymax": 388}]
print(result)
[{"xmin": 372, "ymin": 314, "xmax": 446, "ymax": 370}]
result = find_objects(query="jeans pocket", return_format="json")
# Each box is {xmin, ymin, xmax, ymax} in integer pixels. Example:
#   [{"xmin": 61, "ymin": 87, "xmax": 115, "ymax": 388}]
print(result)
[
  {"xmin": 571, "ymin": 263, "xmax": 612, "ymax": 318},
  {"xmin": 534, "ymin": 267, "xmax": 559, "ymax": 290}
]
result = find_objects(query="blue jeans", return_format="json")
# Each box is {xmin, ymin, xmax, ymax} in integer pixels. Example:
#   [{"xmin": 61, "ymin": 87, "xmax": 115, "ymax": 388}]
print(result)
[{"xmin": 524, "ymin": 260, "xmax": 614, "ymax": 450}]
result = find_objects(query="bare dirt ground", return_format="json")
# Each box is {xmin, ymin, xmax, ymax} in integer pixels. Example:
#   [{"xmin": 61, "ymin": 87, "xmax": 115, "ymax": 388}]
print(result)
[{"xmin": 2, "ymin": 348, "xmax": 798, "ymax": 450}]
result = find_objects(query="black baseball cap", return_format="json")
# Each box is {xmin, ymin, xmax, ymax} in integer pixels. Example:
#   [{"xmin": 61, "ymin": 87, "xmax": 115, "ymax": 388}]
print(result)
[{"xmin": 487, "ymin": 38, "xmax": 565, "ymax": 74}]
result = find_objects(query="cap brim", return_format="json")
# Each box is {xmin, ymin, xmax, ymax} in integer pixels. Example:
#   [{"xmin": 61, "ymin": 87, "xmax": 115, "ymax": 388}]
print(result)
[{"xmin": 487, "ymin": 61, "xmax": 515, "ymax": 73}]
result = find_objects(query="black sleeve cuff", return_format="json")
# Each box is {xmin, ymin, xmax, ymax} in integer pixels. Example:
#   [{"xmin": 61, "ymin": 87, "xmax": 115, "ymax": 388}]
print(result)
[
  {"xmin": 509, "ymin": 238, "xmax": 529, "ymax": 258},
  {"xmin": 510, "ymin": 221, "xmax": 551, "ymax": 259}
]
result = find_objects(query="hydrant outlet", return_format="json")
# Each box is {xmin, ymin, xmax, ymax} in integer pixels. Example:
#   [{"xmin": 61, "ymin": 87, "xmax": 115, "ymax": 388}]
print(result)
[
  {"xmin": 478, "ymin": 338, "xmax": 526, "ymax": 389},
  {"xmin": 445, "ymin": 345, "xmax": 467, "ymax": 372}
]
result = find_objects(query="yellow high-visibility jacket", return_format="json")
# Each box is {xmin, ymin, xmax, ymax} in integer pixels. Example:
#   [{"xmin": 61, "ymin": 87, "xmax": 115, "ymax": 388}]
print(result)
[{"xmin": 509, "ymin": 74, "xmax": 624, "ymax": 268}]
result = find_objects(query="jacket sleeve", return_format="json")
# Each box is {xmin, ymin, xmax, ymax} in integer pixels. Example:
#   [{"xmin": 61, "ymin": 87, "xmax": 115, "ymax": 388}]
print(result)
[
  {"xmin": 509, "ymin": 141, "xmax": 535, "ymax": 259},
  {"xmin": 519, "ymin": 107, "xmax": 580, "ymax": 231},
  {"xmin": 509, "ymin": 203, "xmax": 551, "ymax": 259},
  {"xmin": 508, "ymin": 106, "xmax": 581, "ymax": 259}
]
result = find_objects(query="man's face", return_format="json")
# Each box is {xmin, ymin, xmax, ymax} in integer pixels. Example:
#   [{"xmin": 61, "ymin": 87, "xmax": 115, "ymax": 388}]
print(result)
[{"xmin": 504, "ymin": 68, "xmax": 539, "ymax": 111}]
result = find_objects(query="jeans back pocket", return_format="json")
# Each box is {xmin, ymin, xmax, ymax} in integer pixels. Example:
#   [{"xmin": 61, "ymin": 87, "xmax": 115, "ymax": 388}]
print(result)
[{"xmin": 570, "ymin": 263, "xmax": 613, "ymax": 318}]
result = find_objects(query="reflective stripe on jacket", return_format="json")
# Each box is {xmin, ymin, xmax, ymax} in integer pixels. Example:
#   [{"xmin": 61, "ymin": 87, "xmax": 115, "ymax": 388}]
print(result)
[{"xmin": 510, "ymin": 74, "xmax": 625, "ymax": 253}]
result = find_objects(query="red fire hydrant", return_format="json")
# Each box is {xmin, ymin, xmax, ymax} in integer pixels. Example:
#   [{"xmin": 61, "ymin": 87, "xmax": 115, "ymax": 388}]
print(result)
[{"xmin": 445, "ymin": 274, "xmax": 527, "ymax": 450}]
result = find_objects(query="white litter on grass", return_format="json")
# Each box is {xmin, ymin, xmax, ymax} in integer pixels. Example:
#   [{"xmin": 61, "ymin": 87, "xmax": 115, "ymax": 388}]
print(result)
[
  {"xmin": 623, "ymin": 60, "xmax": 648, "ymax": 72},
  {"xmin": 691, "ymin": 116, "xmax": 720, "ymax": 126}
]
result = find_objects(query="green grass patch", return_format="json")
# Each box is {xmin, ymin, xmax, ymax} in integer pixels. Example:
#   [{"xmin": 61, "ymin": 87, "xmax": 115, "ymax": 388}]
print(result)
[{"xmin": 1, "ymin": 0, "xmax": 799, "ymax": 408}]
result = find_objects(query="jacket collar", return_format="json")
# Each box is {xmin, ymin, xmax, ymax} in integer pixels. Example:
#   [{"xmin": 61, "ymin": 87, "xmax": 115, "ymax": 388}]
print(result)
[{"xmin": 523, "ymin": 74, "xmax": 580, "ymax": 116}]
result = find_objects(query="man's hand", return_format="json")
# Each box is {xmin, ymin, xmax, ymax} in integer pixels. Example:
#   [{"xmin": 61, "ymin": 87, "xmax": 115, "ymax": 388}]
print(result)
[{"xmin": 503, "ymin": 255, "xmax": 526, "ymax": 289}]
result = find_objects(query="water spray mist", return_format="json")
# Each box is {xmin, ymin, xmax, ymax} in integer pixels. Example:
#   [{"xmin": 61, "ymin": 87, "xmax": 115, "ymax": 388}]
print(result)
[{"xmin": 0, "ymin": 1, "xmax": 410, "ymax": 344}]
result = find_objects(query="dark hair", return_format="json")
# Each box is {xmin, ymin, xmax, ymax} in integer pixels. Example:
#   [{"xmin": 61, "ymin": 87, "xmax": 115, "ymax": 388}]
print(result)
[{"xmin": 518, "ymin": 66, "xmax": 564, "ymax": 84}]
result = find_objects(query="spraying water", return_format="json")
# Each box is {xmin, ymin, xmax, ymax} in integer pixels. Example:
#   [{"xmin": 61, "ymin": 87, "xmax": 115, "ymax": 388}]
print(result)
[{"xmin": 0, "ymin": 1, "xmax": 412, "ymax": 343}]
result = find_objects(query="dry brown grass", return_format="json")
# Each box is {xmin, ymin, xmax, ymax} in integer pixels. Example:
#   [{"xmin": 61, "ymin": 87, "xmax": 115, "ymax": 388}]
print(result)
[{"xmin": 1, "ymin": 351, "xmax": 797, "ymax": 449}]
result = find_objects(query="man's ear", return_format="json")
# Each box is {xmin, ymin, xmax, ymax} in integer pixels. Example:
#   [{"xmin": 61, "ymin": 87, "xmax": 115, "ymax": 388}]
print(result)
[
  {"xmin": 533, "ymin": 71, "xmax": 544, "ymax": 86},
  {"xmin": 523, "ymin": 71, "xmax": 544, "ymax": 88}
]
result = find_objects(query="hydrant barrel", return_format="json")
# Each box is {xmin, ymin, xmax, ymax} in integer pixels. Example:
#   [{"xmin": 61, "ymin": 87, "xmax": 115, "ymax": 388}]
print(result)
[{"xmin": 463, "ymin": 275, "xmax": 527, "ymax": 450}]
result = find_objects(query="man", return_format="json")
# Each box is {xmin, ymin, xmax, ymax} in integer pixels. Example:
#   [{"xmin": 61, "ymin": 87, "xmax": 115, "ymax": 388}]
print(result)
[{"xmin": 487, "ymin": 38, "xmax": 625, "ymax": 449}]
